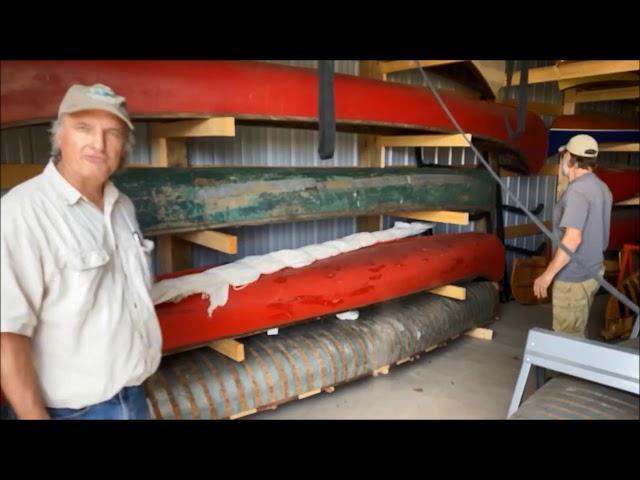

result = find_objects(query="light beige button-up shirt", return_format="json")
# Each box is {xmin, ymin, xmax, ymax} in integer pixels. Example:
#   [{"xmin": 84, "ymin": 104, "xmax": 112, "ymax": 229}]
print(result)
[{"xmin": 1, "ymin": 161, "xmax": 162, "ymax": 409}]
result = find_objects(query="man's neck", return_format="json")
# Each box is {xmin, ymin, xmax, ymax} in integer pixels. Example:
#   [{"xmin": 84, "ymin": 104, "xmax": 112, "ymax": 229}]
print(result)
[
  {"xmin": 54, "ymin": 159, "xmax": 106, "ymax": 210},
  {"xmin": 569, "ymin": 167, "xmax": 592, "ymax": 183}
]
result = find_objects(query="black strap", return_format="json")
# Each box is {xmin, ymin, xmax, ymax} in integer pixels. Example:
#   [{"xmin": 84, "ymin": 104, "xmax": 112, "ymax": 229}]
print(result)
[
  {"xmin": 503, "ymin": 203, "xmax": 545, "ymax": 216},
  {"xmin": 504, "ymin": 60, "xmax": 529, "ymax": 141},
  {"xmin": 318, "ymin": 60, "xmax": 336, "ymax": 160},
  {"xmin": 505, "ymin": 242, "xmax": 547, "ymax": 257}
]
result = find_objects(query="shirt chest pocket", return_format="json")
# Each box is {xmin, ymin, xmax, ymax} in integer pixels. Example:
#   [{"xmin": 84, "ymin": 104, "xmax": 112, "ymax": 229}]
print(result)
[
  {"xmin": 50, "ymin": 247, "xmax": 115, "ymax": 308},
  {"xmin": 56, "ymin": 248, "xmax": 112, "ymax": 294},
  {"xmin": 124, "ymin": 238, "xmax": 155, "ymax": 291},
  {"xmin": 61, "ymin": 249, "xmax": 111, "ymax": 271}
]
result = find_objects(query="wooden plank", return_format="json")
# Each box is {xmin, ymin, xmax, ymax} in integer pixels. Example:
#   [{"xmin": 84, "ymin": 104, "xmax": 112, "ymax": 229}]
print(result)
[
  {"xmin": 150, "ymin": 118, "xmax": 235, "ymax": 138},
  {"xmin": 471, "ymin": 60, "xmax": 506, "ymax": 99},
  {"xmin": 511, "ymin": 60, "xmax": 640, "ymax": 86},
  {"xmin": 465, "ymin": 327, "xmax": 494, "ymax": 340},
  {"xmin": 396, "ymin": 355, "xmax": 419, "ymax": 365},
  {"xmin": 563, "ymin": 88, "xmax": 577, "ymax": 115},
  {"xmin": 573, "ymin": 86, "xmax": 640, "ymax": 104},
  {"xmin": 504, "ymin": 221, "xmax": 552, "ymax": 239},
  {"xmin": 359, "ymin": 61, "xmax": 385, "ymax": 81},
  {"xmin": 208, "ymin": 338, "xmax": 245, "ymax": 362},
  {"xmin": 0, "ymin": 163, "xmax": 46, "ymax": 189},
  {"xmin": 538, "ymin": 163, "xmax": 560, "ymax": 177},
  {"xmin": 395, "ymin": 210, "xmax": 469, "ymax": 225},
  {"xmin": 229, "ymin": 408, "xmax": 257, "ymax": 420},
  {"xmin": 377, "ymin": 133, "xmax": 472, "ymax": 148},
  {"xmin": 150, "ymin": 139, "xmax": 192, "ymax": 273},
  {"xmin": 428, "ymin": 284, "xmax": 466, "ymax": 300},
  {"xmin": 356, "ymin": 63, "xmax": 385, "ymax": 233},
  {"xmin": 178, "ymin": 230, "xmax": 238, "ymax": 254},
  {"xmin": 599, "ymin": 143, "xmax": 640, "ymax": 153},
  {"xmin": 499, "ymin": 167, "xmax": 520, "ymax": 177},
  {"xmin": 615, "ymin": 196, "xmax": 640, "ymax": 206},
  {"xmin": 604, "ymin": 259, "xmax": 620, "ymax": 273},
  {"xmin": 501, "ymin": 99, "xmax": 563, "ymax": 117},
  {"xmin": 297, "ymin": 388, "xmax": 321, "ymax": 400},
  {"xmin": 156, "ymin": 234, "xmax": 192, "ymax": 275},
  {"xmin": 558, "ymin": 72, "xmax": 640, "ymax": 91},
  {"xmin": 373, "ymin": 365, "xmax": 390, "ymax": 376},
  {"xmin": 150, "ymin": 137, "xmax": 188, "ymax": 168},
  {"xmin": 379, "ymin": 60, "xmax": 463, "ymax": 75}
]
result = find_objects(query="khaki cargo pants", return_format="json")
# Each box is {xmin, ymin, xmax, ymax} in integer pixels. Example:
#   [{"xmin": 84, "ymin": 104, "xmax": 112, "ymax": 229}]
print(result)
[{"xmin": 552, "ymin": 271, "xmax": 602, "ymax": 338}]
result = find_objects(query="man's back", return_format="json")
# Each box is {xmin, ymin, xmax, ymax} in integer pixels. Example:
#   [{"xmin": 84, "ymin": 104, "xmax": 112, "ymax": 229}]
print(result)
[{"xmin": 553, "ymin": 172, "xmax": 612, "ymax": 282}]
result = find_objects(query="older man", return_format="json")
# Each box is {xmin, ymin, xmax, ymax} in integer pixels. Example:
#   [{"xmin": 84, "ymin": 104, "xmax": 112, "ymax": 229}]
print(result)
[{"xmin": 1, "ymin": 84, "xmax": 161, "ymax": 419}]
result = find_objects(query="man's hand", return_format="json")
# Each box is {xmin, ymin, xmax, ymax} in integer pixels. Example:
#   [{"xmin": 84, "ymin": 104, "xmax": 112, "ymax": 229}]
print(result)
[
  {"xmin": 0, "ymin": 333, "xmax": 49, "ymax": 419},
  {"xmin": 533, "ymin": 272, "xmax": 554, "ymax": 299}
]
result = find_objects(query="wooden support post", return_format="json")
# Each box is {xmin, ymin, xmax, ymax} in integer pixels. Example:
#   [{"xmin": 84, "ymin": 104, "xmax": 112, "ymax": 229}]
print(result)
[
  {"xmin": 208, "ymin": 338, "xmax": 245, "ymax": 362},
  {"xmin": 358, "ymin": 61, "xmax": 386, "ymax": 232},
  {"xmin": 563, "ymin": 88, "xmax": 576, "ymax": 115},
  {"xmin": 149, "ymin": 118, "xmax": 235, "ymax": 273},
  {"xmin": 428, "ymin": 285, "xmax": 466, "ymax": 300}
]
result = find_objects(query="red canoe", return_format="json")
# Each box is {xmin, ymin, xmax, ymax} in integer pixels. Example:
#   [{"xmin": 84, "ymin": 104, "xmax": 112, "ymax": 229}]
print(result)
[
  {"xmin": 154, "ymin": 232, "xmax": 505, "ymax": 353},
  {"xmin": 609, "ymin": 207, "xmax": 640, "ymax": 251},
  {"xmin": 0, "ymin": 60, "xmax": 547, "ymax": 174},
  {"xmin": 596, "ymin": 168, "xmax": 640, "ymax": 204}
]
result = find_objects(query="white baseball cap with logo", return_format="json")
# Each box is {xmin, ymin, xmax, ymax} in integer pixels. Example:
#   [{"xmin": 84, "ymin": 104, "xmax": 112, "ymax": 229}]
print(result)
[
  {"xmin": 58, "ymin": 83, "xmax": 134, "ymax": 131},
  {"xmin": 558, "ymin": 134, "xmax": 599, "ymax": 158}
]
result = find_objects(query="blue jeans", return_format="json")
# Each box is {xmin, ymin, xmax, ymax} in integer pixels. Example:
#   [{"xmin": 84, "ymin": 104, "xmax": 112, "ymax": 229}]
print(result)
[{"xmin": 1, "ymin": 385, "xmax": 151, "ymax": 420}]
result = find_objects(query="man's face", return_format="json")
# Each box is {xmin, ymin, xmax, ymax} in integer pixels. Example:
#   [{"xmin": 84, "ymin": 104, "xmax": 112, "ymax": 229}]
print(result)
[{"xmin": 57, "ymin": 109, "xmax": 127, "ymax": 183}]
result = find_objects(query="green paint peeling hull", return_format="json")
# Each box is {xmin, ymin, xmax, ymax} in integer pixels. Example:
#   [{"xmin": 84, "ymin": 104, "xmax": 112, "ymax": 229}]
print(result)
[{"xmin": 112, "ymin": 167, "xmax": 496, "ymax": 235}]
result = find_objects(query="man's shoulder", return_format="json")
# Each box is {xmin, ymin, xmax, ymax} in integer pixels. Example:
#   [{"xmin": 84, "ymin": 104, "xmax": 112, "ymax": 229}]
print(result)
[
  {"xmin": 115, "ymin": 190, "xmax": 136, "ymax": 212},
  {"xmin": 570, "ymin": 173, "xmax": 609, "ymax": 197},
  {"xmin": 1, "ymin": 173, "xmax": 50, "ymax": 213}
]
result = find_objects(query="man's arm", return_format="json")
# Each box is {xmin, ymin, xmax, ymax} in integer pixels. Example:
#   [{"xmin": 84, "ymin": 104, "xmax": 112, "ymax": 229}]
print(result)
[
  {"xmin": 533, "ymin": 227, "xmax": 582, "ymax": 299},
  {"xmin": 1, "ymin": 333, "xmax": 49, "ymax": 419}
]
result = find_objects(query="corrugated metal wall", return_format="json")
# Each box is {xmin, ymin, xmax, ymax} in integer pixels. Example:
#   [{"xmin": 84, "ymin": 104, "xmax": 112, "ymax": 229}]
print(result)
[
  {"xmin": 501, "ymin": 60, "xmax": 563, "ymax": 129},
  {"xmin": 501, "ymin": 175, "xmax": 557, "ymax": 282}
]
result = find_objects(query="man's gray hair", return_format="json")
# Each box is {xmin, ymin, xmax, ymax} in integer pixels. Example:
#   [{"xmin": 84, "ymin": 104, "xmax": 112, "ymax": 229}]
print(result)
[{"xmin": 49, "ymin": 115, "xmax": 135, "ymax": 169}]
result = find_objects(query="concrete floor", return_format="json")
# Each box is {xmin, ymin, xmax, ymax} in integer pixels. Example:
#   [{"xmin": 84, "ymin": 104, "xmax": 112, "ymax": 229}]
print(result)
[{"xmin": 250, "ymin": 293, "xmax": 610, "ymax": 419}]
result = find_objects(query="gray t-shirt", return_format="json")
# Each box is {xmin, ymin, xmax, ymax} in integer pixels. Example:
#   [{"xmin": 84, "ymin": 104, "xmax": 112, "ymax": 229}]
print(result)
[{"xmin": 553, "ymin": 172, "xmax": 612, "ymax": 282}]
